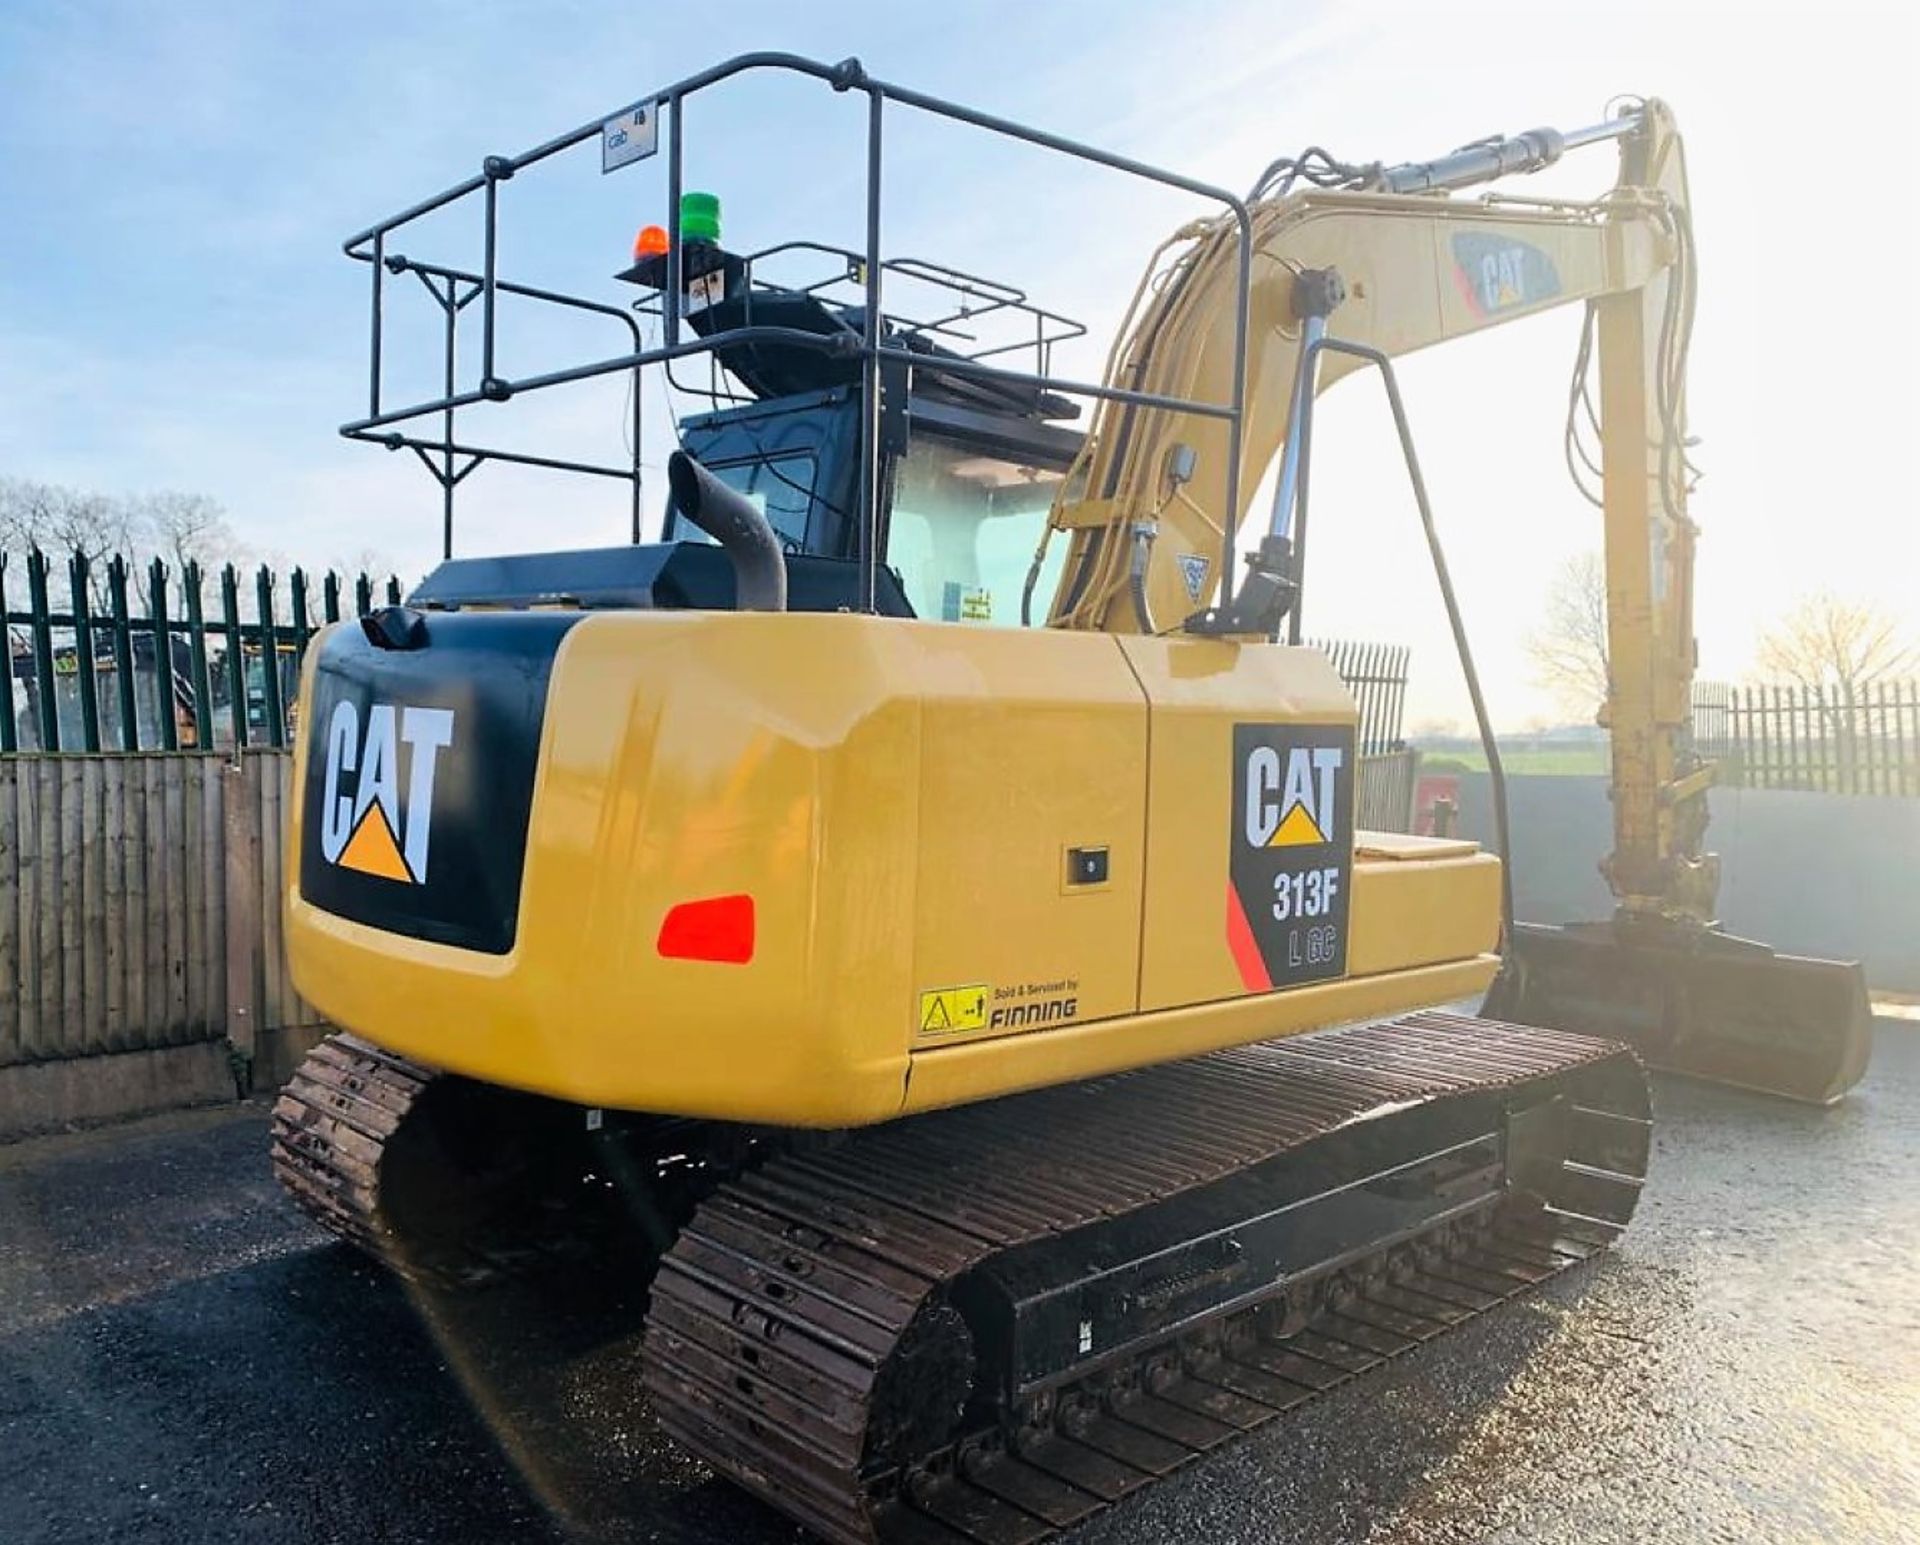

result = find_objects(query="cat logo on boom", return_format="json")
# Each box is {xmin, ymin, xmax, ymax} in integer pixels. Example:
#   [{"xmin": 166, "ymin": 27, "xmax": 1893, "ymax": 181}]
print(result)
[
  {"xmin": 318, "ymin": 703, "xmax": 455, "ymax": 886},
  {"xmin": 1449, "ymin": 231, "xmax": 1562, "ymax": 318}
]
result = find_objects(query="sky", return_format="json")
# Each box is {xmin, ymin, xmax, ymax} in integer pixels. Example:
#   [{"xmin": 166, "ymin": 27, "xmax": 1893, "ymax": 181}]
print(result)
[{"xmin": 2, "ymin": 0, "xmax": 1916, "ymax": 730}]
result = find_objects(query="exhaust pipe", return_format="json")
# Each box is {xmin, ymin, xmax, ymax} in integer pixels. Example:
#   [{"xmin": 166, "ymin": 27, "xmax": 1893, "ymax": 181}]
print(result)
[{"xmin": 667, "ymin": 450, "xmax": 788, "ymax": 613}]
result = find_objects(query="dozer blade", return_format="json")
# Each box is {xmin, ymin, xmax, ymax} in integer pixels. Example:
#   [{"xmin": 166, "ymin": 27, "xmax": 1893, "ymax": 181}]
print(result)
[{"xmin": 1488, "ymin": 920, "xmax": 1873, "ymax": 1106}]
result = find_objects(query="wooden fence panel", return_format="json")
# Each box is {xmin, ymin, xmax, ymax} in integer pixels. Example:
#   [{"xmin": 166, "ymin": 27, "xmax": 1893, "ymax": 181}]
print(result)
[
  {"xmin": 100, "ymin": 758, "xmax": 126, "ymax": 1051},
  {"xmin": 263, "ymin": 752, "xmax": 311, "ymax": 1031},
  {"xmin": 0, "ymin": 750, "xmax": 319, "ymax": 1071},
  {"xmin": 0, "ymin": 768, "xmax": 17, "ymax": 1066},
  {"xmin": 17, "ymin": 757, "xmax": 43, "ymax": 1059}
]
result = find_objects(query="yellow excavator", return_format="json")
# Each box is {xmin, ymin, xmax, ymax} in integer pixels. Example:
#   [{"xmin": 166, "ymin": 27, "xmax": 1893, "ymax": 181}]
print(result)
[{"xmin": 273, "ymin": 55, "xmax": 1871, "ymax": 1545}]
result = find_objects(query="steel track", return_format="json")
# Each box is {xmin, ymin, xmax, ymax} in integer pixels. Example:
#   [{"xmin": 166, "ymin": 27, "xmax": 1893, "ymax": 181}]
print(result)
[
  {"xmin": 270, "ymin": 1033, "xmax": 451, "ymax": 1280},
  {"xmin": 642, "ymin": 1012, "xmax": 1650, "ymax": 1545}
]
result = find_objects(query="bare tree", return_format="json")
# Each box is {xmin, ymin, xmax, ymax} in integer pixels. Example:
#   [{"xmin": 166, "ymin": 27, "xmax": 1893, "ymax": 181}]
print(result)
[
  {"xmin": 1755, "ymin": 591, "xmax": 1917, "ymax": 695},
  {"xmin": 1526, "ymin": 550, "xmax": 1610, "ymax": 718},
  {"xmin": 0, "ymin": 477, "xmax": 138, "ymax": 592},
  {"xmin": 1, "ymin": 477, "xmax": 258, "ymax": 613},
  {"xmin": 331, "ymin": 546, "xmax": 403, "ymax": 582},
  {"xmin": 131, "ymin": 491, "xmax": 244, "ymax": 578}
]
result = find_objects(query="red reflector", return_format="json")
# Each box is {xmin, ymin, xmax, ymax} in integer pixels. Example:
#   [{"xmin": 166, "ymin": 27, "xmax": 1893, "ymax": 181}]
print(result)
[{"xmin": 656, "ymin": 894, "xmax": 755, "ymax": 964}]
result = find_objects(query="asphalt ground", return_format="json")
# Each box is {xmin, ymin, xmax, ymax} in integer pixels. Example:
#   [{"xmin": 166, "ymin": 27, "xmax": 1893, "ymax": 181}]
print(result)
[{"xmin": 3, "ymin": 1025, "xmax": 1916, "ymax": 1545}]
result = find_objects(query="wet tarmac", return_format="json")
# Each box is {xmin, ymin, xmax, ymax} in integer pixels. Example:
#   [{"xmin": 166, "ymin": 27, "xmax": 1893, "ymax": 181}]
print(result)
[{"xmin": 2, "ymin": 1024, "xmax": 1916, "ymax": 1545}]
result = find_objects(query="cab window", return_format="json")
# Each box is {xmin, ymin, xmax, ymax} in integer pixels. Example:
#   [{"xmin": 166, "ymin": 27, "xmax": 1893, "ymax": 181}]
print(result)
[
  {"xmin": 675, "ymin": 453, "xmax": 817, "ymax": 549},
  {"xmin": 884, "ymin": 432, "xmax": 1069, "ymax": 626}
]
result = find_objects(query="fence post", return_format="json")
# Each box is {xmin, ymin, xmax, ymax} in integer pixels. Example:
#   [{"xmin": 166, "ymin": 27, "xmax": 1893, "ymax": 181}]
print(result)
[
  {"xmin": 222, "ymin": 757, "xmax": 262, "ymax": 1090},
  {"xmin": 1770, "ymin": 685, "xmax": 1785, "ymax": 787},
  {"xmin": 290, "ymin": 567, "xmax": 311, "ymax": 649},
  {"xmin": 147, "ymin": 558, "xmax": 178, "ymax": 751},
  {"xmin": 1397, "ymin": 648, "xmax": 1410, "ymax": 746},
  {"xmin": 69, "ymin": 552, "xmax": 101, "ymax": 753},
  {"xmin": 0, "ymin": 553, "xmax": 16, "ymax": 755},
  {"xmin": 289, "ymin": 569, "xmax": 311, "ymax": 728},
  {"xmin": 221, "ymin": 565, "xmax": 248, "ymax": 751},
  {"xmin": 106, "ymin": 557, "xmax": 138, "ymax": 752},
  {"xmin": 1806, "ymin": 683, "xmax": 1823, "ymax": 792},
  {"xmin": 183, "ymin": 561, "xmax": 215, "ymax": 751},
  {"xmin": 1360, "ymin": 642, "xmax": 1379, "ymax": 753},
  {"xmin": 254, "ymin": 567, "xmax": 285, "ymax": 749},
  {"xmin": 1869, "ymin": 680, "xmax": 1884, "ymax": 795},
  {"xmin": 1728, "ymin": 686, "xmax": 1741, "ymax": 786},
  {"xmin": 26, "ymin": 548, "xmax": 59, "ymax": 752},
  {"xmin": 1901, "ymin": 681, "xmax": 1916, "ymax": 798},
  {"xmin": 1833, "ymin": 681, "xmax": 1850, "ymax": 793}
]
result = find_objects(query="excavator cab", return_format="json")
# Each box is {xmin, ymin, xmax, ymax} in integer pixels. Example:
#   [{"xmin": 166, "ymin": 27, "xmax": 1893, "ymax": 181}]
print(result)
[
  {"xmin": 403, "ymin": 237, "xmax": 1089, "ymax": 627},
  {"xmin": 636, "ymin": 235, "xmax": 1087, "ymax": 629},
  {"xmin": 662, "ymin": 384, "xmax": 1083, "ymax": 627}
]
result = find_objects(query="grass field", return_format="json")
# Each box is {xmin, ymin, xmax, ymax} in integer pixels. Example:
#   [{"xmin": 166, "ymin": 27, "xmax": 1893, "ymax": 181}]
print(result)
[{"xmin": 1418, "ymin": 745, "xmax": 1611, "ymax": 776}]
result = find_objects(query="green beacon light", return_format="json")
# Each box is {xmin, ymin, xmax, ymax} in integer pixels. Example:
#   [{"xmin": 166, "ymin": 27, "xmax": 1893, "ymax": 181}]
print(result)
[{"xmin": 679, "ymin": 191, "xmax": 721, "ymax": 244}]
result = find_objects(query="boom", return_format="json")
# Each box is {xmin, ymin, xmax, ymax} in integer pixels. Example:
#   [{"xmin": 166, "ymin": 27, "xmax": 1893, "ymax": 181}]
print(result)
[{"xmin": 1045, "ymin": 102, "xmax": 1704, "ymax": 922}]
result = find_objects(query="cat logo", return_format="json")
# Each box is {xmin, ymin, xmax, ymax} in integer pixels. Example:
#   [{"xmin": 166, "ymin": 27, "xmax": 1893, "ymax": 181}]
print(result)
[
  {"xmin": 1450, "ymin": 231, "xmax": 1562, "ymax": 319},
  {"xmin": 317, "ymin": 703, "xmax": 455, "ymax": 885},
  {"xmin": 1243, "ymin": 743, "xmax": 1344, "ymax": 849}
]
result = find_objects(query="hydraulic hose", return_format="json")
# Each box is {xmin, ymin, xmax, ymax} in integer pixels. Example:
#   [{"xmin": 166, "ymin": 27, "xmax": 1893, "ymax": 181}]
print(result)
[{"xmin": 1128, "ymin": 522, "xmax": 1158, "ymax": 633}]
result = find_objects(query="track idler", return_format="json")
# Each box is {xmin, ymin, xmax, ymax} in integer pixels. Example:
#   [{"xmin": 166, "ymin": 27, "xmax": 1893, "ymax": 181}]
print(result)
[{"xmin": 1489, "ymin": 918, "xmax": 1873, "ymax": 1106}]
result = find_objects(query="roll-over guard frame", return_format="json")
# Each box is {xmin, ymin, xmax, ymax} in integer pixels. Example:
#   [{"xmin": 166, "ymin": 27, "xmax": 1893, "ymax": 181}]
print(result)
[{"xmin": 340, "ymin": 52, "xmax": 1257, "ymax": 588}]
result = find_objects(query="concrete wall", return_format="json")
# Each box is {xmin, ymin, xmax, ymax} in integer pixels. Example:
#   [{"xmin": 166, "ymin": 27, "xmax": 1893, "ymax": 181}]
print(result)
[{"xmin": 1454, "ymin": 773, "xmax": 1920, "ymax": 993}]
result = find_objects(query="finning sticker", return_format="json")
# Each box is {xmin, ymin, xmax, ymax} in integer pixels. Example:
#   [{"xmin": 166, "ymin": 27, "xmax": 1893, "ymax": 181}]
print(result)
[
  {"xmin": 990, "ymin": 976, "xmax": 1080, "ymax": 1030},
  {"xmin": 1227, "ymin": 723, "xmax": 1354, "ymax": 992}
]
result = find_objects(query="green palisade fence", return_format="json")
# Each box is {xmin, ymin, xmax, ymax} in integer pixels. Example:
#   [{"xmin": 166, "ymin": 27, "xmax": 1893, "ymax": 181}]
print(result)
[
  {"xmin": 1694, "ymin": 679, "xmax": 1920, "ymax": 796},
  {"xmin": 2, "ymin": 550, "xmax": 402, "ymax": 756}
]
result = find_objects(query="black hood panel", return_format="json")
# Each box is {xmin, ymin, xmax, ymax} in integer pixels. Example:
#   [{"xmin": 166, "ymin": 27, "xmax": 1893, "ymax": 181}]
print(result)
[{"xmin": 298, "ymin": 613, "xmax": 581, "ymax": 955}]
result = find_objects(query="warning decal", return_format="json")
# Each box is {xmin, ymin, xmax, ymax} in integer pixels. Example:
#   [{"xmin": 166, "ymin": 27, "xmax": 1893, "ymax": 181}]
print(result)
[
  {"xmin": 1177, "ymin": 553, "xmax": 1211, "ymax": 602},
  {"xmin": 1229, "ymin": 723, "xmax": 1354, "ymax": 991},
  {"xmin": 1167, "ymin": 552, "xmax": 1213, "ymax": 602},
  {"xmin": 918, "ymin": 984, "xmax": 989, "ymax": 1035}
]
